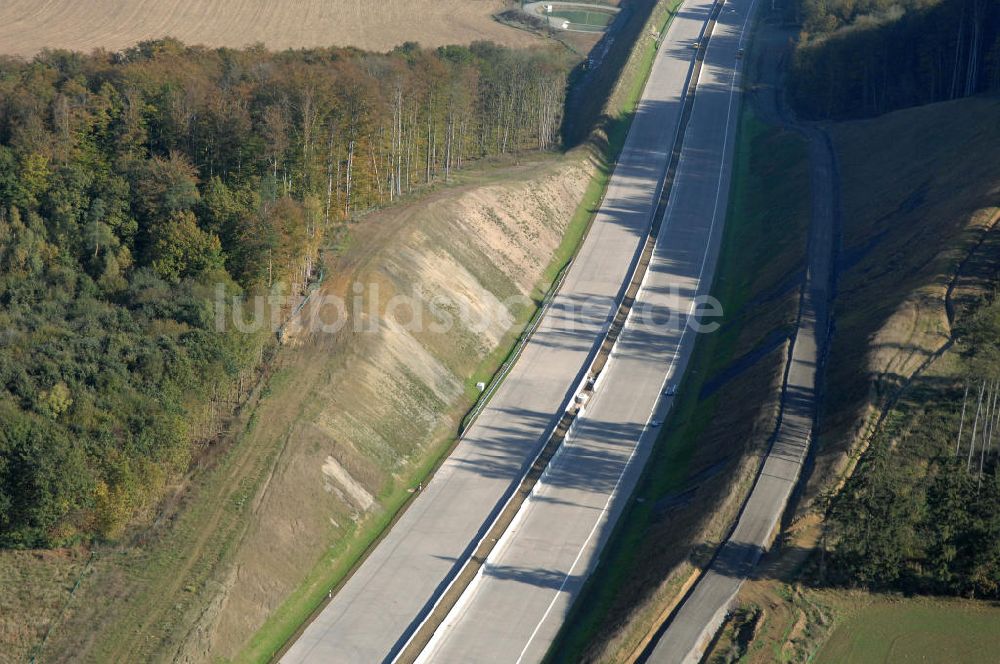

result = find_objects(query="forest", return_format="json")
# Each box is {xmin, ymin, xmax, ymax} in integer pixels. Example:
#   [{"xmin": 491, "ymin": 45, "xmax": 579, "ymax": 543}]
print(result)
[
  {"xmin": 790, "ymin": 0, "xmax": 1000, "ymax": 118},
  {"xmin": 825, "ymin": 294, "xmax": 1000, "ymax": 599},
  {"xmin": 0, "ymin": 39, "xmax": 570, "ymax": 547}
]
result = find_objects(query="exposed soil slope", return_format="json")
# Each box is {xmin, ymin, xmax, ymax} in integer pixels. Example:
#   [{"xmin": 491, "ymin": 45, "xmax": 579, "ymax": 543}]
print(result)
[
  {"xmin": 6, "ymin": 153, "xmax": 591, "ymax": 664},
  {"xmin": 199, "ymin": 155, "xmax": 590, "ymax": 661}
]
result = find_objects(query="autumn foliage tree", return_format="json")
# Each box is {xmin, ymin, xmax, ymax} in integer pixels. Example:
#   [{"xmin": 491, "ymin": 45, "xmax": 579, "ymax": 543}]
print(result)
[{"xmin": 0, "ymin": 39, "xmax": 570, "ymax": 546}]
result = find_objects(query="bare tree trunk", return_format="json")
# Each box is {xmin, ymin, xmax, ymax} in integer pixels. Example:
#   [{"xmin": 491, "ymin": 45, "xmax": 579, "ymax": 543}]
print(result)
[
  {"xmin": 430, "ymin": 120, "xmax": 437, "ymax": 182},
  {"xmin": 458, "ymin": 118, "xmax": 466, "ymax": 169},
  {"xmin": 395, "ymin": 86, "xmax": 403, "ymax": 198},
  {"xmin": 345, "ymin": 139, "xmax": 355, "ymax": 216},
  {"xmin": 297, "ymin": 86, "xmax": 318, "ymax": 191},
  {"xmin": 324, "ymin": 124, "xmax": 336, "ymax": 226},
  {"xmin": 425, "ymin": 104, "xmax": 433, "ymax": 184},
  {"xmin": 979, "ymin": 381, "xmax": 997, "ymax": 488},
  {"xmin": 966, "ymin": 0, "xmax": 984, "ymax": 96},
  {"xmin": 985, "ymin": 380, "xmax": 999, "ymax": 457},
  {"xmin": 951, "ymin": 2, "xmax": 967, "ymax": 99},
  {"xmin": 335, "ymin": 157, "xmax": 342, "ymax": 214},
  {"xmin": 968, "ymin": 380, "xmax": 986, "ymax": 471},
  {"xmin": 957, "ymin": 382, "xmax": 970, "ymax": 455},
  {"xmin": 370, "ymin": 143, "xmax": 383, "ymax": 204},
  {"xmin": 406, "ymin": 106, "xmax": 415, "ymax": 191},
  {"xmin": 989, "ymin": 383, "xmax": 1000, "ymax": 459}
]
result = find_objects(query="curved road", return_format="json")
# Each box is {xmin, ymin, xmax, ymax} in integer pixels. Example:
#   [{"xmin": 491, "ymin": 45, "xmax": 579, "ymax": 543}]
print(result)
[
  {"xmin": 280, "ymin": 2, "xmax": 713, "ymax": 662},
  {"xmin": 414, "ymin": 0, "xmax": 758, "ymax": 661}
]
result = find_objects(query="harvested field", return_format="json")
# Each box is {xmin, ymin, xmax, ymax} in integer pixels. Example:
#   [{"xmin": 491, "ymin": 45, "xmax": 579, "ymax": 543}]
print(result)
[{"xmin": 0, "ymin": 0, "xmax": 536, "ymax": 58}]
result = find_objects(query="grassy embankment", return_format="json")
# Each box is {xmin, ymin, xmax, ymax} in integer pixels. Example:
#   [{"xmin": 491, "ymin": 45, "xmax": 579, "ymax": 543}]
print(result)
[
  {"xmin": 234, "ymin": 171, "xmax": 590, "ymax": 664},
  {"xmin": 704, "ymin": 93, "xmax": 1000, "ymax": 664},
  {"xmin": 805, "ymin": 93, "xmax": 1000, "ymax": 503}
]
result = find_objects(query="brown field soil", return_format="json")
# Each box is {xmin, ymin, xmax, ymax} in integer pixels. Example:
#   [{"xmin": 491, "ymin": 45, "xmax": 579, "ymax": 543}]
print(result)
[
  {"xmin": 0, "ymin": 0, "xmax": 536, "ymax": 57},
  {"xmin": 2, "ymin": 151, "xmax": 592, "ymax": 664}
]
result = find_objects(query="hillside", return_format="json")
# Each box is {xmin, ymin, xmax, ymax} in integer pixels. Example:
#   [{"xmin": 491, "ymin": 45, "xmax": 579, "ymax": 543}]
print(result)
[
  {"xmin": 705, "ymin": 91, "xmax": 1000, "ymax": 662},
  {"xmin": 0, "ymin": 39, "xmax": 568, "ymax": 551},
  {"xmin": 808, "ymin": 92, "xmax": 1000, "ymax": 506},
  {"xmin": 816, "ymin": 94, "xmax": 1000, "ymax": 598},
  {"xmin": 0, "ymin": 0, "xmax": 694, "ymax": 656},
  {"xmin": 0, "ymin": 34, "xmax": 585, "ymax": 661},
  {"xmin": 0, "ymin": 0, "xmax": 535, "ymax": 57},
  {"xmin": 0, "ymin": 151, "xmax": 593, "ymax": 662}
]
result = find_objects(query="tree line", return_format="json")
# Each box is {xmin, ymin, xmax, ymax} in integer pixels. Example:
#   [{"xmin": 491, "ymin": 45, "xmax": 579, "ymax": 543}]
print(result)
[
  {"xmin": 0, "ymin": 39, "xmax": 570, "ymax": 547},
  {"xmin": 790, "ymin": 0, "xmax": 1000, "ymax": 119}
]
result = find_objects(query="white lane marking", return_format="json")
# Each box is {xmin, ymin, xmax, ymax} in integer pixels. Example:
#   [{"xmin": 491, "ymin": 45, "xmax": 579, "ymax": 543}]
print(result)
[
  {"xmin": 513, "ymin": 1, "xmax": 760, "ymax": 661},
  {"xmin": 412, "ymin": 5, "xmax": 712, "ymax": 663}
]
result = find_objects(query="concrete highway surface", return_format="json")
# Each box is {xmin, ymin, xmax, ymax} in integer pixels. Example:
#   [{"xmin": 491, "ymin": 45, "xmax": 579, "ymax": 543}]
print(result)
[
  {"xmin": 414, "ymin": 0, "xmax": 757, "ymax": 661},
  {"xmin": 643, "ymin": 11, "xmax": 837, "ymax": 663},
  {"xmin": 280, "ymin": 3, "xmax": 710, "ymax": 662}
]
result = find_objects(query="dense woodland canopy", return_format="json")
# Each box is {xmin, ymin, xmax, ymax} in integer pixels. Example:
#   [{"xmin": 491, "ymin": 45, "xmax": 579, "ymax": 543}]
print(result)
[
  {"xmin": 0, "ymin": 39, "xmax": 570, "ymax": 547},
  {"xmin": 791, "ymin": 0, "xmax": 1000, "ymax": 118}
]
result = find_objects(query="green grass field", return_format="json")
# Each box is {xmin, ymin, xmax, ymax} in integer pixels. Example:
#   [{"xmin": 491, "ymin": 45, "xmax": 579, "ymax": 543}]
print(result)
[
  {"xmin": 816, "ymin": 599, "xmax": 1000, "ymax": 664},
  {"xmin": 550, "ymin": 8, "xmax": 616, "ymax": 27}
]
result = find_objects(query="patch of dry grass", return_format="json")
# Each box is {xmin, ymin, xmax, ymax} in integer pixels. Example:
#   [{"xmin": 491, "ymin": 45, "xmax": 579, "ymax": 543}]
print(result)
[{"xmin": 0, "ymin": 549, "xmax": 88, "ymax": 663}]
